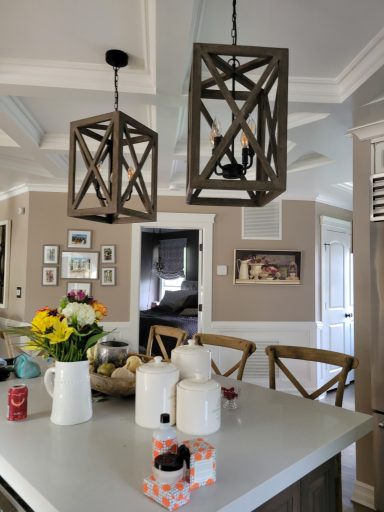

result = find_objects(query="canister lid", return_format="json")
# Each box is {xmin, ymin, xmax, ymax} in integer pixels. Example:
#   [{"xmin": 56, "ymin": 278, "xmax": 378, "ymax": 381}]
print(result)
[
  {"xmin": 154, "ymin": 452, "xmax": 183, "ymax": 472},
  {"xmin": 136, "ymin": 356, "xmax": 178, "ymax": 375},
  {"xmin": 177, "ymin": 374, "xmax": 220, "ymax": 392},
  {"xmin": 172, "ymin": 339, "xmax": 210, "ymax": 356}
]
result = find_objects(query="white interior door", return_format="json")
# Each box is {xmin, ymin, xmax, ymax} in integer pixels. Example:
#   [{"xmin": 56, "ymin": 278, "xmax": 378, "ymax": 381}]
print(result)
[{"xmin": 321, "ymin": 217, "xmax": 354, "ymax": 385}]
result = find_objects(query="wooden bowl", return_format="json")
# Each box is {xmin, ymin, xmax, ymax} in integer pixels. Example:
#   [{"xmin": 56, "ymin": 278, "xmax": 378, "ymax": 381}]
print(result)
[{"xmin": 90, "ymin": 353, "xmax": 152, "ymax": 397}]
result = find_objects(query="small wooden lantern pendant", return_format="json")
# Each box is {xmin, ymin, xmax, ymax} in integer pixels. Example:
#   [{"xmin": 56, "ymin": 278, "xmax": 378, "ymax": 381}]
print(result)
[{"xmin": 68, "ymin": 50, "xmax": 157, "ymax": 224}]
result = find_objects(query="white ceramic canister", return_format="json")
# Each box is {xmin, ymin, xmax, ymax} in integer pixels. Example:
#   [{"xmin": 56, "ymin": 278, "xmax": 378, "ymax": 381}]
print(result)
[
  {"xmin": 135, "ymin": 356, "xmax": 180, "ymax": 429},
  {"xmin": 171, "ymin": 339, "xmax": 211, "ymax": 381},
  {"xmin": 176, "ymin": 375, "xmax": 221, "ymax": 435}
]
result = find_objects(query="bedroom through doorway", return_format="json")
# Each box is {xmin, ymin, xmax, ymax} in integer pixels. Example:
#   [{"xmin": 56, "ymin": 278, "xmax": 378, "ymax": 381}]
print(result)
[{"xmin": 138, "ymin": 227, "xmax": 200, "ymax": 354}]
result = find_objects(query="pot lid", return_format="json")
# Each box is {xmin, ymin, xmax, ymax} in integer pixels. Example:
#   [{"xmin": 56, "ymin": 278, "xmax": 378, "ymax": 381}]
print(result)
[
  {"xmin": 136, "ymin": 356, "xmax": 178, "ymax": 375},
  {"xmin": 172, "ymin": 339, "xmax": 210, "ymax": 356},
  {"xmin": 177, "ymin": 374, "xmax": 220, "ymax": 392}
]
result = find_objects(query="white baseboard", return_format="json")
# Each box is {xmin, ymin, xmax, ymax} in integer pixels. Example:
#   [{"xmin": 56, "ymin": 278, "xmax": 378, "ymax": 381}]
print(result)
[{"xmin": 352, "ymin": 480, "xmax": 376, "ymax": 510}]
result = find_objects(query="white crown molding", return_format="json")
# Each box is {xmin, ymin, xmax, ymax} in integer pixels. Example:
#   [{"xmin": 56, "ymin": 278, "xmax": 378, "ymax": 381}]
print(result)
[
  {"xmin": 0, "ymin": 96, "xmax": 44, "ymax": 146},
  {"xmin": 338, "ymin": 26, "xmax": 384, "ymax": 103},
  {"xmin": 288, "ymin": 112, "xmax": 330, "ymax": 129},
  {"xmin": 288, "ymin": 76, "xmax": 340, "ymax": 103},
  {"xmin": 143, "ymin": 0, "xmax": 156, "ymax": 86},
  {"xmin": 0, "ymin": 58, "xmax": 155, "ymax": 95},
  {"xmin": 348, "ymin": 120, "xmax": 384, "ymax": 141}
]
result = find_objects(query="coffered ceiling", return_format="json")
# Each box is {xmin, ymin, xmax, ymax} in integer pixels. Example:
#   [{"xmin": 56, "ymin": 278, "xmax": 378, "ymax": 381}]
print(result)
[{"xmin": 1, "ymin": 0, "xmax": 384, "ymax": 209}]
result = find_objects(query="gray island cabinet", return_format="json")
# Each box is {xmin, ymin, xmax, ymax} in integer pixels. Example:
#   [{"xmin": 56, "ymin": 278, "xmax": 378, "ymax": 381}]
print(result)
[{"xmin": 0, "ymin": 376, "xmax": 372, "ymax": 512}]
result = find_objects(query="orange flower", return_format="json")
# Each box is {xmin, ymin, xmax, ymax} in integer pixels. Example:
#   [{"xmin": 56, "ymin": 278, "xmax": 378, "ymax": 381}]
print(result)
[{"xmin": 92, "ymin": 301, "xmax": 108, "ymax": 320}]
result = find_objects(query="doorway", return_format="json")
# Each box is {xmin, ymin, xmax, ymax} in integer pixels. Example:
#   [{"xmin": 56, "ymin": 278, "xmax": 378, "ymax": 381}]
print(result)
[
  {"xmin": 130, "ymin": 213, "xmax": 215, "ymax": 352},
  {"xmin": 321, "ymin": 216, "xmax": 354, "ymax": 384}
]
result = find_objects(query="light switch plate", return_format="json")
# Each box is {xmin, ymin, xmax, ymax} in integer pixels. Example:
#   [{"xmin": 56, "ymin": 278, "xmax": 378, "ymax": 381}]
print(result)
[{"xmin": 217, "ymin": 265, "xmax": 228, "ymax": 276}]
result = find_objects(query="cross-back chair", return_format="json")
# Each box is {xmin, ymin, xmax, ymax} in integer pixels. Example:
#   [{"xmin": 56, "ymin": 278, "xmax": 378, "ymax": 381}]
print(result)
[
  {"xmin": 193, "ymin": 333, "xmax": 256, "ymax": 381},
  {"xmin": 146, "ymin": 325, "xmax": 187, "ymax": 361},
  {"xmin": 265, "ymin": 345, "xmax": 358, "ymax": 512},
  {"xmin": 265, "ymin": 345, "xmax": 359, "ymax": 408},
  {"xmin": 0, "ymin": 331, "xmax": 16, "ymax": 358}
]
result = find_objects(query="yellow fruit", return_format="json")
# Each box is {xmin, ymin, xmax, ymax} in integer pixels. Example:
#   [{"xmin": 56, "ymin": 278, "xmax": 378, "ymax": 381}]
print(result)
[
  {"xmin": 97, "ymin": 363, "xmax": 115, "ymax": 377},
  {"xmin": 87, "ymin": 345, "xmax": 97, "ymax": 362},
  {"xmin": 124, "ymin": 355, "xmax": 142, "ymax": 373},
  {"xmin": 111, "ymin": 367, "xmax": 135, "ymax": 379}
]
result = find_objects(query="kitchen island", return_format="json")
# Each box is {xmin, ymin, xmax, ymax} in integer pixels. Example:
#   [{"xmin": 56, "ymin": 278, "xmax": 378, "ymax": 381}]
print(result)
[{"xmin": 0, "ymin": 375, "xmax": 372, "ymax": 512}]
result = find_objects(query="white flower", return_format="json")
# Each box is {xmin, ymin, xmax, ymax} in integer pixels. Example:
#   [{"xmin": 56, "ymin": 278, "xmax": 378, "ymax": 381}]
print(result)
[{"xmin": 62, "ymin": 303, "xmax": 96, "ymax": 328}]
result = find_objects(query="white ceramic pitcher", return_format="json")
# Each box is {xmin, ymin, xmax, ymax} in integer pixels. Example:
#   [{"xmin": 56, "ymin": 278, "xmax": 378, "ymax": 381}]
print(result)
[{"xmin": 44, "ymin": 360, "xmax": 92, "ymax": 426}]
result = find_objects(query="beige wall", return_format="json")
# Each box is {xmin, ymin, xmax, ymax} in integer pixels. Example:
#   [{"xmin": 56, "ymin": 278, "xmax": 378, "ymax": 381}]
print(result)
[
  {"xmin": 0, "ymin": 193, "xmax": 352, "ymax": 325},
  {"xmin": 24, "ymin": 192, "xmax": 132, "ymax": 322},
  {"xmin": 352, "ymin": 136, "xmax": 374, "ymax": 486}
]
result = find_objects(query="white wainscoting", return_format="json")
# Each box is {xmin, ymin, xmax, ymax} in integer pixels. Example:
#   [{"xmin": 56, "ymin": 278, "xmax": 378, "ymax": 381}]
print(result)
[
  {"xmin": 0, "ymin": 317, "xmax": 324, "ymax": 394},
  {"xmin": 207, "ymin": 321, "xmax": 323, "ymax": 392}
]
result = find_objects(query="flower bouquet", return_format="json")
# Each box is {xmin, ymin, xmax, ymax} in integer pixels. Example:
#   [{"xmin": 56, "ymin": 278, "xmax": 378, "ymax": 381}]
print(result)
[{"xmin": 10, "ymin": 290, "xmax": 108, "ymax": 362}]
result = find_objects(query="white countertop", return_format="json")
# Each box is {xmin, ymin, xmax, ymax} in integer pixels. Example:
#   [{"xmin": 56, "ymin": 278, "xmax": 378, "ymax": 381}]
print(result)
[{"xmin": 0, "ymin": 375, "xmax": 372, "ymax": 512}]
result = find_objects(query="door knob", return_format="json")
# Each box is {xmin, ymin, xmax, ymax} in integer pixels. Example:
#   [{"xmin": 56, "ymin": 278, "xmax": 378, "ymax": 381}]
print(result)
[{"xmin": 345, "ymin": 313, "xmax": 353, "ymax": 318}]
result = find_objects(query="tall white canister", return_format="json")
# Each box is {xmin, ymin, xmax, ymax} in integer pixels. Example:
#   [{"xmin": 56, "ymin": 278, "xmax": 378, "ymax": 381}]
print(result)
[{"xmin": 135, "ymin": 356, "xmax": 180, "ymax": 428}]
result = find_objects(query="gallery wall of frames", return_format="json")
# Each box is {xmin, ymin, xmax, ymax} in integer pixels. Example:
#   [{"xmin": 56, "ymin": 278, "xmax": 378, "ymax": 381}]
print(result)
[{"xmin": 42, "ymin": 229, "xmax": 117, "ymax": 293}]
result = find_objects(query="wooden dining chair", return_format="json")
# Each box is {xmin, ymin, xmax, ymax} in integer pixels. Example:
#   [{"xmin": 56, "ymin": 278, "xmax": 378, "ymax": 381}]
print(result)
[
  {"xmin": 146, "ymin": 325, "xmax": 187, "ymax": 361},
  {"xmin": 265, "ymin": 345, "xmax": 358, "ymax": 407},
  {"xmin": 0, "ymin": 331, "xmax": 16, "ymax": 358},
  {"xmin": 265, "ymin": 345, "xmax": 358, "ymax": 512},
  {"xmin": 193, "ymin": 333, "xmax": 256, "ymax": 380}
]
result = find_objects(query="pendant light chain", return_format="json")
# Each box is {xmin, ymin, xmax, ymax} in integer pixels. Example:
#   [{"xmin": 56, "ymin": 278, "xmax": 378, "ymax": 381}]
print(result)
[
  {"xmin": 114, "ymin": 66, "xmax": 119, "ymax": 111},
  {"xmin": 231, "ymin": 0, "xmax": 237, "ymax": 46},
  {"xmin": 230, "ymin": 0, "xmax": 238, "ymax": 157}
]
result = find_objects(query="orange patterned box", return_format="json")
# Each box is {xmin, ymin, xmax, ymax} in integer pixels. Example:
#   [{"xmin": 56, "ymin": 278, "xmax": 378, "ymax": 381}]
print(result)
[
  {"xmin": 143, "ymin": 476, "xmax": 190, "ymax": 511},
  {"xmin": 182, "ymin": 438, "xmax": 216, "ymax": 490}
]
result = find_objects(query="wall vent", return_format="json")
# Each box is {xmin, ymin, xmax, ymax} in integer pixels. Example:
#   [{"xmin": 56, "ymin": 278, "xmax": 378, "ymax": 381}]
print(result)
[
  {"xmin": 243, "ymin": 341, "xmax": 279, "ymax": 380},
  {"xmin": 370, "ymin": 173, "xmax": 384, "ymax": 222},
  {"xmin": 242, "ymin": 202, "xmax": 282, "ymax": 239}
]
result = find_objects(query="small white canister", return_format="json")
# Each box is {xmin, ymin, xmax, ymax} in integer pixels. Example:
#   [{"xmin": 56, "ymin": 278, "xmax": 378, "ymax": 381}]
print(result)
[
  {"xmin": 171, "ymin": 339, "xmax": 211, "ymax": 381},
  {"xmin": 176, "ymin": 375, "xmax": 221, "ymax": 435},
  {"xmin": 135, "ymin": 356, "xmax": 180, "ymax": 428}
]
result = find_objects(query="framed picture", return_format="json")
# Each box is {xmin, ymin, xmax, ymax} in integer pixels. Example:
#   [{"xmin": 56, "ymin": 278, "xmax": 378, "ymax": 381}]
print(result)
[
  {"xmin": 101, "ymin": 245, "xmax": 116, "ymax": 264},
  {"xmin": 67, "ymin": 230, "xmax": 92, "ymax": 249},
  {"xmin": 101, "ymin": 267, "xmax": 116, "ymax": 286},
  {"xmin": 234, "ymin": 250, "xmax": 302, "ymax": 285},
  {"xmin": 42, "ymin": 266, "xmax": 58, "ymax": 286},
  {"xmin": 61, "ymin": 251, "xmax": 99, "ymax": 280},
  {"xmin": 43, "ymin": 245, "xmax": 59, "ymax": 264},
  {"xmin": 66, "ymin": 282, "xmax": 92, "ymax": 296}
]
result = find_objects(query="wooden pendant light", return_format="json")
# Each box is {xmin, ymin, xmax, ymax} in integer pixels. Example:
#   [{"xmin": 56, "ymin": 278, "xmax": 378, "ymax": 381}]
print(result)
[
  {"xmin": 186, "ymin": 2, "xmax": 289, "ymax": 207},
  {"xmin": 68, "ymin": 50, "xmax": 158, "ymax": 224}
]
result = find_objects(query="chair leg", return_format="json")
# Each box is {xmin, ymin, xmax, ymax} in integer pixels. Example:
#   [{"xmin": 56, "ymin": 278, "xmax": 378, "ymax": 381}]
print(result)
[{"xmin": 335, "ymin": 452, "xmax": 342, "ymax": 512}]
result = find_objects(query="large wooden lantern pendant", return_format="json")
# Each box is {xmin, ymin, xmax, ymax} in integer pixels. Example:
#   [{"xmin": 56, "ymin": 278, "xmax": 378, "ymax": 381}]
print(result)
[
  {"xmin": 187, "ymin": 1, "xmax": 289, "ymax": 207},
  {"xmin": 68, "ymin": 50, "xmax": 157, "ymax": 224}
]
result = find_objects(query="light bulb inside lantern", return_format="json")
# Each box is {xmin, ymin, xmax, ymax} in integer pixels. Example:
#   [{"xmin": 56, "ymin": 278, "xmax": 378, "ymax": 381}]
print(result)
[
  {"xmin": 241, "ymin": 117, "xmax": 256, "ymax": 148},
  {"xmin": 127, "ymin": 166, "xmax": 135, "ymax": 180},
  {"xmin": 210, "ymin": 118, "xmax": 221, "ymax": 145}
]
